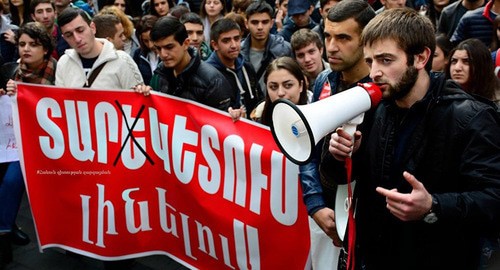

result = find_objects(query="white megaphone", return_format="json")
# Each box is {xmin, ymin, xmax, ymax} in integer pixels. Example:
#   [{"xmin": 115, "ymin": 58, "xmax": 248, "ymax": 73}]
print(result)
[{"xmin": 270, "ymin": 83, "xmax": 382, "ymax": 164}]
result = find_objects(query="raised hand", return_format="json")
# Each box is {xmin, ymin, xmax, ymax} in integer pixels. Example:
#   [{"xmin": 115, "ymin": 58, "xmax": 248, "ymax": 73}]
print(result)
[{"xmin": 376, "ymin": 171, "xmax": 433, "ymax": 221}]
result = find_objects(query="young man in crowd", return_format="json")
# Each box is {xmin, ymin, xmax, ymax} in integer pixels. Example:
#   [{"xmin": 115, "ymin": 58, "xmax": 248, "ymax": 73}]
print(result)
[
  {"xmin": 323, "ymin": 7, "xmax": 500, "ymax": 269},
  {"xmin": 311, "ymin": 0, "xmax": 341, "ymax": 60},
  {"xmin": 179, "ymin": 12, "xmax": 212, "ymax": 61},
  {"xmin": 30, "ymin": 0, "xmax": 69, "ymax": 58},
  {"xmin": 56, "ymin": 8, "xmax": 143, "ymax": 89},
  {"xmin": 146, "ymin": 16, "xmax": 233, "ymax": 112},
  {"xmin": 56, "ymin": 7, "xmax": 145, "ymax": 270},
  {"xmin": 30, "ymin": 0, "xmax": 56, "ymax": 35},
  {"xmin": 241, "ymin": 0, "xmax": 292, "ymax": 93},
  {"xmin": 278, "ymin": 0, "xmax": 317, "ymax": 42},
  {"xmin": 206, "ymin": 18, "xmax": 263, "ymax": 119},
  {"xmin": 92, "ymin": 14, "xmax": 126, "ymax": 51},
  {"xmin": 298, "ymin": 1, "xmax": 375, "ymax": 268},
  {"xmin": 290, "ymin": 28, "xmax": 329, "ymax": 91}
]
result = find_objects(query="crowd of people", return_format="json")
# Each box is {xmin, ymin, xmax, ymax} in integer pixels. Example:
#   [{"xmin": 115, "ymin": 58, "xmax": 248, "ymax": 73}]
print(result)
[{"xmin": 1, "ymin": 0, "xmax": 500, "ymax": 269}]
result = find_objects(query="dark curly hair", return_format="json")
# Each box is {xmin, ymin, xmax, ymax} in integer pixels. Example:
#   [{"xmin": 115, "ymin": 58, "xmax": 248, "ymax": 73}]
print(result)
[{"xmin": 16, "ymin": 22, "xmax": 55, "ymax": 60}]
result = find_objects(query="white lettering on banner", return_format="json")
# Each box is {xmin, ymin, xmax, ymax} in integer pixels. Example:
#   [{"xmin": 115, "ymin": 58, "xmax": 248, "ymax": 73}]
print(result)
[
  {"xmin": 199, "ymin": 125, "xmax": 221, "ymax": 194},
  {"xmin": 36, "ymin": 98, "xmax": 65, "ymax": 159},
  {"xmin": 172, "ymin": 116, "xmax": 198, "ymax": 184},
  {"xmin": 122, "ymin": 188, "xmax": 152, "ymax": 233},
  {"xmin": 157, "ymin": 188, "xmax": 179, "ymax": 236},
  {"xmin": 270, "ymin": 152, "xmax": 299, "ymax": 226},
  {"xmin": 38, "ymin": 99, "xmax": 298, "ymax": 226},
  {"xmin": 81, "ymin": 185, "xmax": 260, "ymax": 267},
  {"xmin": 149, "ymin": 108, "xmax": 171, "ymax": 173},
  {"xmin": 95, "ymin": 102, "xmax": 119, "ymax": 164},
  {"xmin": 80, "ymin": 184, "xmax": 120, "ymax": 248},
  {"xmin": 121, "ymin": 105, "xmax": 147, "ymax": 169},
  {"xmin": 64, "ymin": 100, "xmax": 95, "ymax": 162}
]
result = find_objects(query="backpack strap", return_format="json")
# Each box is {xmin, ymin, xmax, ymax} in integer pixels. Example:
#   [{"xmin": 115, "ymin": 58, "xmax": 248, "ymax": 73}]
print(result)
[{"xmin": 83, "ymin": 63, "xmax": 106, "ymax": 88}]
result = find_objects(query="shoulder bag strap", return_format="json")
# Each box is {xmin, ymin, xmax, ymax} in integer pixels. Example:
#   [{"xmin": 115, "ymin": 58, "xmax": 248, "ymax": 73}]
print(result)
[{"xmin": 83, "ymin": 63, "xmax": 106, "ymax": 88}]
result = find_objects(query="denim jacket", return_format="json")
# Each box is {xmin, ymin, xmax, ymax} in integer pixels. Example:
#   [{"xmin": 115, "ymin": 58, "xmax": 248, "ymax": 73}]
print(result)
[{"xmin": 299, "ymin": 70, "xmax": 371, "ymax": 215}]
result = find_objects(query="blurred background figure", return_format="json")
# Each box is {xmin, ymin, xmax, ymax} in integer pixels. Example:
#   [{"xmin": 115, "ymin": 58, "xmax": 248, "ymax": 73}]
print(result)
[
  {"xmin": 9, "ymin": 0, "xmax": 32, "ymax": 26},
  {"xmin": 168, "ymin": 4, "xmax": 190, "ymax": 18},
  {"xmin": 490, "ymin": 15, "xmax": 500, "ymax": 61},
  {"xmin": 99, "ymin": 5, "xmax": 138, "ymax": 56},
  {"xmin": 133, "ymin": 14, "xmax": 159, "ymax": 85},
  {"xmin": 232, "ymin": 0, "xmax": 251, "ymax": 17},
  {"xmin": 225, "ymin": 11, "xmax": 248, "ymax": 38},
  {"xmin": 274, "ymin": 0, "xmax": 288, "ymax": 32},
  {"xmin": 200, "ymin": 0, "xmax": 226, "ymax": 43},
  {"xmin": 0, "ymin": 1, "xmax": 18, "ymax": 64},
  {"xmin": 150, "ymin": 0, "xmax": 173, "ymax": 17},
  {"xmin": 113, "ymin": 0, "xmax": 126, "ymax": 12},
  {"xmin": 431, "ymin": 33, "xmax": 453, "ymax": 76},
  {"xmin": 447, "ymin": 38, "xmax": 500, "ymax": 105},
  {"xmin": 375, "ymin": 0, "xmax": 405, "ymax": 14},
  {"xmin": 92, "ymin": 13, "xmax": 126, "ymax": 50},
  {"xmin": 180, "ymin": 12, "xmax": 212, "ymax": 60}
]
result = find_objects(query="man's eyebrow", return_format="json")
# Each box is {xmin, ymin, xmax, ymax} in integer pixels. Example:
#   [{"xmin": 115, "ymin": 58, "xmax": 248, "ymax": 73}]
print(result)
[{"xmin": 373, "ymin": 53, "xmax": 395, "ymax": 59}]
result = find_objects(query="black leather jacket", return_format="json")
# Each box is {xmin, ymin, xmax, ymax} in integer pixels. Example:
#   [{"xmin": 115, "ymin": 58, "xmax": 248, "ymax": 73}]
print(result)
[
  {"xmin": 320, "ymin": 76, "xmax": 500, "ymax": 269},
  {"xmin": 151, "ymin": 47, "xmax": 232, "ymax": 112}
]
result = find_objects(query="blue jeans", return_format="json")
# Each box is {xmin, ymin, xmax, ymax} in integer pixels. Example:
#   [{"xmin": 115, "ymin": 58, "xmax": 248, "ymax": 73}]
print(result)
[{"xmin": 0, "ymin": 161, "xmax": 24, "ymax": 233}]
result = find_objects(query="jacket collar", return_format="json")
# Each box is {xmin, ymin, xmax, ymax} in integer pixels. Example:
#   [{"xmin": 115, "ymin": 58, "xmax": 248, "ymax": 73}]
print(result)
[
  {"xmin": 65, "ymin": 38, "xmax": 117, "ymax": 68},
  {"xmin": 242, "ymin": 34, "xmax": 280, "ymax": 61},
  {"xmin": 155, "ymin": 47, "xmax": 200, "ymax": 79},
  {"xmin": 206, "ymin": 51, "xmax": 245, "ymax": 71},
  {"xmin": 482, "ymin": 0, "xmax": 495, "ymax": 22}
]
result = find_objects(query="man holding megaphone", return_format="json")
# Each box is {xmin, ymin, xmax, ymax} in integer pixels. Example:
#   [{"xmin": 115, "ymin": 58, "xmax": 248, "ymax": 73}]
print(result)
[
  {"xmin": 296, "ymin": 1, "xmax": 376, "ymax": 269},
  {"xmin": 321, "ymin": 8, "xmax": 500, "ymax": 270}
]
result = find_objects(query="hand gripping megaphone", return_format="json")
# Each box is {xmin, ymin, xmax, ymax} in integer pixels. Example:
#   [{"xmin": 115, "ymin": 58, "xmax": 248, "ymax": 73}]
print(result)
[{"xmin": 270, "ymin": 83, "xmax": 382, "ymax": 164}]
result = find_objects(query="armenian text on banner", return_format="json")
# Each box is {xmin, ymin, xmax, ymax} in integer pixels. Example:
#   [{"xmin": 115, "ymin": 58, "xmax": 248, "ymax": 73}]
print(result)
[
  {"xmin": 11, "ymin": 83, "xmax": 310, "ymax": 269},
  {"xmin": 1, "ymin": 95, "xmax": 18, "ymax": 162}
]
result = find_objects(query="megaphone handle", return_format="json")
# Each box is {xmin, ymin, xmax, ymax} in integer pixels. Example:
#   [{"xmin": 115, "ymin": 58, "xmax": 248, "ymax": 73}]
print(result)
[{"xmin": 341, "ymin": 113, "xmax": 365, "ymax": 157}]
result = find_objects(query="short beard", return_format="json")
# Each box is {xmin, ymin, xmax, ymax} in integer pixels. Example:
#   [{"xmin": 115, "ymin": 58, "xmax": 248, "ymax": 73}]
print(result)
[{"xmin": 384, "ymin": 65, "xmax": 418, "ymax": 100}]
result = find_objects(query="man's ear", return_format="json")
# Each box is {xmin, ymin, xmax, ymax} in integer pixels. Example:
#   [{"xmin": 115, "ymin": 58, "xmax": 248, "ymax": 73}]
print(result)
[
  {"xmin": 89, "ymin": 22, "xmax": 96, "ymax": 35},
  {"xmin": 210, "ymin": 40, "xmax": 218, "ymax": 51},
  {"xmin": 182, "ymin": 38, "xmax": 191, "ymax": 49},
  {"xmin": 31, "ymin": 14, "xmax": 36, "ymax": 21},
  {"xmin": 415, "ymin": 47, "xmax": 432, "ymax": 70},
  {"xmin": 308, "ymin": 5, "xmax": 314, "ymax": 15}
]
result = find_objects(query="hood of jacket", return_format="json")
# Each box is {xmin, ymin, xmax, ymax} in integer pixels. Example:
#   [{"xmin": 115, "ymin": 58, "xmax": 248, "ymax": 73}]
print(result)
[
  {"xmin": 205, "ymin": 52, "xmax": 245, "ymax": 71},
  {"xmin": 64, "ymin": 38, "xmax": 119, "ymax": 68}
]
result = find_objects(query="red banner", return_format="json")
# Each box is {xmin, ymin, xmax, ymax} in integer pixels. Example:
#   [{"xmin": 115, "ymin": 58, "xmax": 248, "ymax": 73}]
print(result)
[{"xmin": 11, "ymin": 83, "xmax": 310, "ymax": 269}]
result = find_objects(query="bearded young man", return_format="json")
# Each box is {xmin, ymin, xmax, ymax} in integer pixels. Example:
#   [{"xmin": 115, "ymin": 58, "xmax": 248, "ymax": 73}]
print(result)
[{"xmin": 321, "ymin": 7, "xmax": 500, "ymax": 270}]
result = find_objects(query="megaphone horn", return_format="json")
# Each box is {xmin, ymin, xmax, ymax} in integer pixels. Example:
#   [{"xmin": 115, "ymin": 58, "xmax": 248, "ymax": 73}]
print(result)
[{"xmin": 270, "ymin": 82, "xmax": 382, "ymax": 165}]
